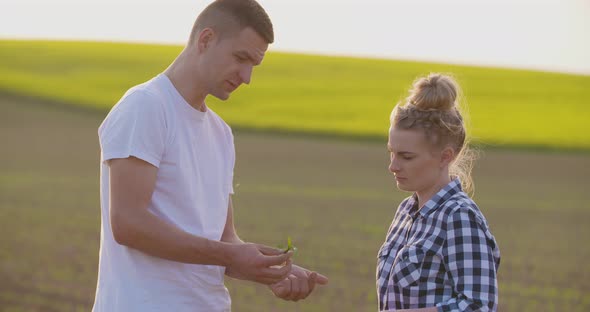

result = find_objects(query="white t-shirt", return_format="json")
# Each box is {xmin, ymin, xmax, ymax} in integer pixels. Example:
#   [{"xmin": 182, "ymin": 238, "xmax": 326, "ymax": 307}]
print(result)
[{"xmin": 93, "ymin": 74, "xmax": 234, "ymax": 312}]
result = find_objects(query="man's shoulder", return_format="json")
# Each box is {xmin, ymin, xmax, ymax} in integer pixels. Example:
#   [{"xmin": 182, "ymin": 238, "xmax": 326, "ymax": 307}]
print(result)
[
  {"xmin": 206, "ymin": 108, "xmax": 233, "ymax": 137},
  {"xmin": 110, "ymin": 79, "xmax": 169, "ymax": 117},
  {"xmin": 123, "ymin": 77, "xmax": 166, "ymax": 106},
  {"xmin": 99, "ymin": 77, "xmax": 170, "ymax": 134}
]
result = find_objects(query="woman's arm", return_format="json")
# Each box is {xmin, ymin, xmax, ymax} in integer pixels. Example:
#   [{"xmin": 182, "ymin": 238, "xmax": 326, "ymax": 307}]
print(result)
[{"xmin": 437, "ymin": 208, "xmax": 499, "ymax": 312}]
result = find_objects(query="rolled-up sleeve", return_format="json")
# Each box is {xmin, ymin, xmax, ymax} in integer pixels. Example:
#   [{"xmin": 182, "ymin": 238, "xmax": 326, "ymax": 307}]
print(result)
[{"xmin": 437, "ymin": 208, "xmax": 499, "ymax": 312}]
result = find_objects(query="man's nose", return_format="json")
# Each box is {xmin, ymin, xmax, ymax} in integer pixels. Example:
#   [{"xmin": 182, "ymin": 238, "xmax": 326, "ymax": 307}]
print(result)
[{"xmin": 239, "ymin": 65, "xmax": 253, "ymax": 85}]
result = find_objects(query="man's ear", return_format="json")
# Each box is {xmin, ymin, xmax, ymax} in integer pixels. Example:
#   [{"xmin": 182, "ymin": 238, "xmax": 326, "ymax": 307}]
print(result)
[
  {"xmin": 440, "ymin": 146, "xmax": 456, "ymax": 168},
  {"xmin": 197, "ymin": 28, "xmax": 216, "ymax": 52}
]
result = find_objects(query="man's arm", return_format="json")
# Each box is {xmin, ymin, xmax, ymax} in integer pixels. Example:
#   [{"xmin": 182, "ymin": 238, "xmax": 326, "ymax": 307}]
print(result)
[
  {"xmin": 108, "ymin": 156, "xmax": 292, "ymax": 285},
  {"xmin": 220, "ymin": 196, "xmax": 244, "ymax": 244}
]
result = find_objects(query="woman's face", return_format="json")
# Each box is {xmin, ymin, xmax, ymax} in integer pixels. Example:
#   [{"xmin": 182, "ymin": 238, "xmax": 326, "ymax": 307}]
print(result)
[{"xmin": 387, "ymin": 127, "xmax": 444, "ymax": 193}]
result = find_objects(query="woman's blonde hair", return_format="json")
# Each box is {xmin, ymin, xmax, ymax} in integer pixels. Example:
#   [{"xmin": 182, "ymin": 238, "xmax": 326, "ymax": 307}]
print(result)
[{"xmin": 390, "ymin": 73, "xmax": 477, "ymax": 194}]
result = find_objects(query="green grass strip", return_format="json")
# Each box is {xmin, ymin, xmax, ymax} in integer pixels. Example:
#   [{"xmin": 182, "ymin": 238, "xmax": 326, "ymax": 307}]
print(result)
[{"xmin": 1, "ymin": 39, "xmax": 589, "ymax": 150}]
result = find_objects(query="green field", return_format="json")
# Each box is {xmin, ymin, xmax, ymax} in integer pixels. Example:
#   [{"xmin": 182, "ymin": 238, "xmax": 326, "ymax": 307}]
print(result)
[
  {"xmin": 1, "ymin": 94, "xmax": 589, "ymax": 311},
  {"xmin": 2, "ymin": 39, "xmax": 590, "ymax": 311},
  {"xmin": 1, "ymin": 40, "xmax": 589, "ymax": 150}
]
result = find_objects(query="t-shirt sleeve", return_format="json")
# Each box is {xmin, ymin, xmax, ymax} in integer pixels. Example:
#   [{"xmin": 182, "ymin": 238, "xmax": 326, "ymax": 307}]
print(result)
[
  {"xmin": 98, "ymin": 90, "xmax": 167, "ymax": 168},
  {"xmin": 227, "ymin": 128, "xmax": 236, "ymax": 195}
]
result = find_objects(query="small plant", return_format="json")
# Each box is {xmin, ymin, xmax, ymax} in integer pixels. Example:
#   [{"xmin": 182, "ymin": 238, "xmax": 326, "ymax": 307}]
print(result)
[{"xmin": 280, "ymin": 236, "xmax": 297, "ymax": 254}]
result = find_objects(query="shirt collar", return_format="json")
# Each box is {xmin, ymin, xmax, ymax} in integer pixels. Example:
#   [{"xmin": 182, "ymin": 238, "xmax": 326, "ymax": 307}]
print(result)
[{"xmin": 411, "ymin": 178, "xmax": 463, "ymax": 218}]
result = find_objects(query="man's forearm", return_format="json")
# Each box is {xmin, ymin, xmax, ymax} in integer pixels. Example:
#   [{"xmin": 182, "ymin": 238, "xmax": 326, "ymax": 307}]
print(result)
[
  {"xmin": 112, "ymin": 208, "xmax": 234, "ymax": 266},
  {"xmin": 219, "ymin": 196, "xmax": 244, "ymax": 245},
  {"xmin": 221, "ymin": 230, "xmax": 243, "ymax": 244}
]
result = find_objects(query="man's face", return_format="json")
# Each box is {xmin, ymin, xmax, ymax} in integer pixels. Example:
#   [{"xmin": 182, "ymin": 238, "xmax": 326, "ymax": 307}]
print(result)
[{"xmin": 201, "ymin": 27, "xmax": 268, "ymax": 100}]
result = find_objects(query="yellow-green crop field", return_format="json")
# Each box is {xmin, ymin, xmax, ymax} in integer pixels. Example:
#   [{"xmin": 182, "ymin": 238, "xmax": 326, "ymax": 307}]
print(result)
[{"xmin": 1, "ymin": 40, "xmax": 589, "ymax": 150}]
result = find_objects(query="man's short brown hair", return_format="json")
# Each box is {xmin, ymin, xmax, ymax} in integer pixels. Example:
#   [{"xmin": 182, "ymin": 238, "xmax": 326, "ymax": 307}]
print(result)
[{"xmin": 189, "ymin": 0, "xmax": 274, "ymax": 44}]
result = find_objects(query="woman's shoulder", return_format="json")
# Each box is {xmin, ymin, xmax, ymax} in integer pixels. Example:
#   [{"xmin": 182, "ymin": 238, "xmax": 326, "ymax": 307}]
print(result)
[{"xmin": 438, "ymin": 192, "xmax": 489, "ymax": 229}]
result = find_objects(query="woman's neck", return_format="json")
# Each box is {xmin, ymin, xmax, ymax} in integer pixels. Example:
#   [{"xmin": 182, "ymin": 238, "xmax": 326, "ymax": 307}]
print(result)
[{"xmin": 416, "ymin": 175, "xmax": 452, "ymax": 209}]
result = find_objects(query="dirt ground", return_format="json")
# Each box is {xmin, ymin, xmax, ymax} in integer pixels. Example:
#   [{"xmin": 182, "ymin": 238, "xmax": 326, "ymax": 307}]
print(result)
[{"xmin": 1, "ymin": 94, "xmax": 588, "ymax": 311}]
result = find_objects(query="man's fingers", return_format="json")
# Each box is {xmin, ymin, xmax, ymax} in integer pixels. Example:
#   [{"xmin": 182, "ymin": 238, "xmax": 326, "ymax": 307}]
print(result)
[
  {"xmin": 257, "ymin": 244, "xmax": 284, "ymax": 256},
  {"xmin": 261, "ymin": 251, "xmax": 293, "ymax": 267},
  {"xmin": 314, "ymin": 272, "xmax": 329, "ymax": 285},
  {"xmin": 261, "ymin": 260, "xmax": 292, "ymax": 282},
  {"xmin": 299, "ymin": 274, "xmax": 310, "ymax": 300},
  {"xmin": 270, "ymin": 280, "xmax": 290, "ymax": 297},
  {"xmin": 287, "ymin": 275, "xmax": 300, "ymax": 301},
  {"xmin": 307, "ymin": 271, "xmax": 317, "ymax": 293},
  {"xmin": 259, "ymin": 276, "xmax": 283, "ymax": 285}
]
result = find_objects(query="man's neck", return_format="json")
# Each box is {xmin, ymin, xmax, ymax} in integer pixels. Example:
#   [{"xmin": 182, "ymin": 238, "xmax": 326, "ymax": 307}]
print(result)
[{"xmin": 164, "ymin": 51, "xmax": 208, "ymax": 112}]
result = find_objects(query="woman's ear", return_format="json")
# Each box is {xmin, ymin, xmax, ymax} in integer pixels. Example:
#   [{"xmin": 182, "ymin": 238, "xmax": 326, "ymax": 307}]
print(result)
[{"xmin": 440, "ymin": 146, "xmax": 456, "ymax": 168}]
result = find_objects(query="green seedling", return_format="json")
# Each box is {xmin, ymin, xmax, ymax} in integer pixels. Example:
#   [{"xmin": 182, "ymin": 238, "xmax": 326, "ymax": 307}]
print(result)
[{"xmin": 281, "ymin": 236, "xmax": 297, "ymax": 254}]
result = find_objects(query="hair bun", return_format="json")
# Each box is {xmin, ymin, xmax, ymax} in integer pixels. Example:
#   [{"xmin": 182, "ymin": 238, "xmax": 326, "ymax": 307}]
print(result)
[{"xmin": 407, "ymin": 73, "xmax": 458, "ymax": 111}]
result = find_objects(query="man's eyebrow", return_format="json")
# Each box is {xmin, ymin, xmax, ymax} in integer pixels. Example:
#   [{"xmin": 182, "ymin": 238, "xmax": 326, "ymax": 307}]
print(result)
[{"xmin": 235, "ymin": 50, "xmax": 261, "ymax": 65}]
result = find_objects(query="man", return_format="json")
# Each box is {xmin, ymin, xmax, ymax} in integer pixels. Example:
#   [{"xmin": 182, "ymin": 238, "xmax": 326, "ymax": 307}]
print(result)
[{"xmin": 93, "ymin": 0, "xmax": 328, "ymax": 311}]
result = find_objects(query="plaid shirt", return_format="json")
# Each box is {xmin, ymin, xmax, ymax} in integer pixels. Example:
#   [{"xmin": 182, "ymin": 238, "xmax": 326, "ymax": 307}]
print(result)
[{"xmin": 377, "ymin": 178, "xmax": 500, "ymax": 311}]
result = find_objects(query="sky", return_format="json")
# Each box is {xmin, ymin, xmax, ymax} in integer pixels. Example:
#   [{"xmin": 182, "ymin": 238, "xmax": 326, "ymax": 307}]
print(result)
[{"xmin": 1, "ymin": 0, "xmax": 589, "ymax": 75}]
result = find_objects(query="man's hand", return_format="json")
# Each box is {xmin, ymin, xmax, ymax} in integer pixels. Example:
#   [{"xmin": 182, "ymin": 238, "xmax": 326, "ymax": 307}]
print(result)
[
  {"xmin": 269, "ymin": 264, "xmax": 329, "ymax": 301},
  {"xmin": 225, "ymin": 243, "xmax": 293, "ymax": 285}
]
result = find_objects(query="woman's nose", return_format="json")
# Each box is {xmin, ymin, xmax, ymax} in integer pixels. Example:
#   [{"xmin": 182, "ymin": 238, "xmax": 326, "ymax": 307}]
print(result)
[{"xmin": 389, "ymin": 158, "xmax": 400, "ymax": 173}]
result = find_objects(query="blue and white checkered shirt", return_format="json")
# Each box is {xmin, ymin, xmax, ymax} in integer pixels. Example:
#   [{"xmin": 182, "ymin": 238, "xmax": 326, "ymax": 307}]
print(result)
[{"xmin": 376, "ymin": 178, "xmax": 500, "ymax": 311}]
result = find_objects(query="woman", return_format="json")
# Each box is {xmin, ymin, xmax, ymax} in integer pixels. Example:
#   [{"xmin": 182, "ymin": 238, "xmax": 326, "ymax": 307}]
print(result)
[{"xmin": 377, "ymin": 74, "xmax": 500, "ymax": 311}]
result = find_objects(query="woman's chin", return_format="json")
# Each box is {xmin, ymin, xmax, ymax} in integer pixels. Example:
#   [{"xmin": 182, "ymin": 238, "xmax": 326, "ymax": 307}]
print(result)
[{"xmin": 395, "ymin": 182, "xmax": 412, "ymax": 192}]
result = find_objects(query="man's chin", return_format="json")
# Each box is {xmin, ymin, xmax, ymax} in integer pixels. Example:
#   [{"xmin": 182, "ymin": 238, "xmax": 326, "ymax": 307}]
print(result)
[{"xmin": 211, "ymin": 90, "xmax": 231, "ymax": 101}]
